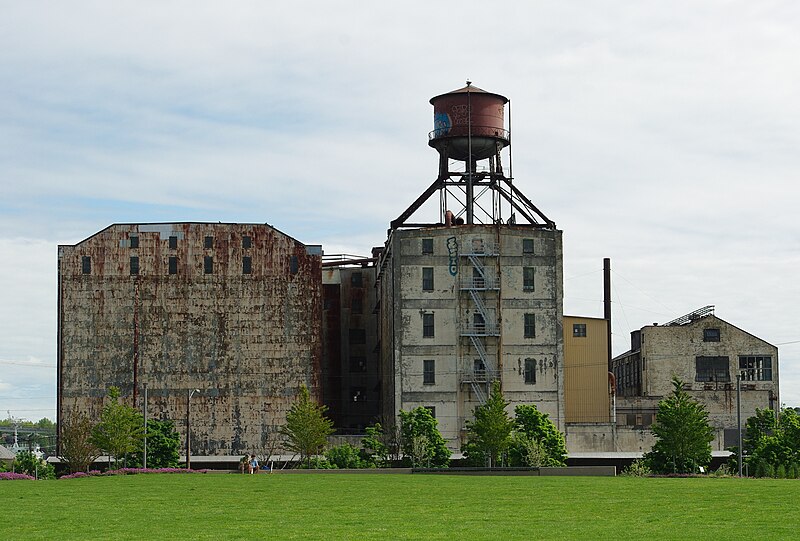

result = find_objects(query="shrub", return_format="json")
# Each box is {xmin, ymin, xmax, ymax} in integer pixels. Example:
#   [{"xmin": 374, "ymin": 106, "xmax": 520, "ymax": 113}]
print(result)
[
  {"xmin": 1, "ymin": 471, "xmax": 35, "ymax": 480},
  {"xmin": 776, "ymin": 464, "xmax": 787, "ymax": 479},
  {"xmin": 622, "ymin": 459, "xmax": 652, "ymax": 477},
  {"xmin": 297, "ymin": 457, "xmax": 335, "ymax": 469},
  {"xmin": 325, "ymin": 443, "xmax": 368, "ymax": 469},
  {"xmin": 13, "ymin": 451, "xmax": 55, "ymax": 480}
]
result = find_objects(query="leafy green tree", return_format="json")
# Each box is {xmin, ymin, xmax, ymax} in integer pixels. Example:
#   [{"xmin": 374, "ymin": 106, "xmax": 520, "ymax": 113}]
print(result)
[
  {"xmin": 325, "ymin": 443, "xmax": 368, "ymax": 469},
  {"xmin": 59, "ymin": 407, "xmax": 101, "ymax": 474},
  {"xmin": 645, "ymin": 377, "xmax": 713, "ymax": 474},
  {"xmin": 398, "ymin": 407, "xmax": 450, "ymax": 468},
  {"xmin": 91, "ymin": 387, "xmax": 145, "ymax": 467},
  {"xmin": 743, "ymin": 408, "xmax": 800, "ymax": 474},
  {"xmin": 124, "ymin": 419, "xmax": 182, "ymax": 468},
  {"xmin": 511, "ymin": 404, "xmax": 568, "ymax": 467},
  {"xmin": 463, "ymin": 381, "xmax": 515, "ymax": 467},
  {"xmin": 280, "ymin": 385, "xmax": 334, "ymax": 468},
  {"xmin": 13, "ymin": 450, "xmax": 55, "ymax": 479},
  {"xmin": 361, "ymin": 423, "xmax": 392, "ymax": 467}
]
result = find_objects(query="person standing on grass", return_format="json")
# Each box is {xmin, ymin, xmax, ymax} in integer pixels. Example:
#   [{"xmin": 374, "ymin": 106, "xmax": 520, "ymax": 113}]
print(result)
[{"xmin": 250, "ymin": 454, "xmax": 259, "ymax": 474}]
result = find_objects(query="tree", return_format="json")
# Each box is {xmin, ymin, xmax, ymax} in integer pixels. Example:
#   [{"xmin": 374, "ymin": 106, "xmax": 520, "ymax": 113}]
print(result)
[
  {"xmin": 59, "ymin": 407, "xmax": 101, "ymax": 474},
  {"xmin": 512, "ymin": 404, "xmax": 568, "ymax": 467},
  {"xmin": 744, "ymin": 408, "xmax": 800, "ymax": 475},
  {"xmin": 645, "ymin": 377, "xmax": 713, "ymax": 474},
  {"xmin": 398, "ymin": 407, "xmax": 450, "ymax": 468},
  {"xmin": 280, "ymin": 385, "xmax": 334, "ymax": 468},
  {"xmin": 13, "ymin": 450, "xmax": 55, "ymax": 479},
  {"xmin": 463, "ymin": 381, "xmax": 515, "ymax": 467},
  {"xmin": 91, "ymin": 387, "xmax": 145, "ymax": 467},
  {"xmin": 124, "ymin": 419, "xmax": 182, "ymax": 468},
  {"xmin": 361, "ymin": 422, "xmax": 393, "ymax": 467}
]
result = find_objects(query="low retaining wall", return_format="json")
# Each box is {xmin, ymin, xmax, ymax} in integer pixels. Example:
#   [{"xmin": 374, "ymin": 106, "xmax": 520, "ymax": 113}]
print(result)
[{"xmin": 250, "ymin": 466, "xmax": 616, "ymax": 476}]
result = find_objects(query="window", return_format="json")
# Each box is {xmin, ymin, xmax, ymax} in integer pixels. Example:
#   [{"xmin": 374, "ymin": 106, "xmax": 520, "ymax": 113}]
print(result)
[
  {"xmin": 423, "ymin": 313, "xmax": 434, "ymax": 338},
  {"xmin": 350, "ymin": 356, "xmax": 367, "ymax": 373},
  {"xmin": 524, "ymin": 313, "xmax": 536, "ymax": 338},
  {"xmin": 422, "ymin": 267, "xmax": 434, "ymax": 291},
  {"xmin": 695, "ymin": 356, "xmax": 730, "ymax": 382},
  {"xmin": 424, "ymin": 406, "xmax": 436, "ymax": 419},
  {"xmin": 130, "ymin": 256, "xmax": 139, "ymax": 275},
  {"xmin": 522, "ymin": 238, "xmax": 534, "ymax": 254},
  {"xmin": 242, "ymin": 256, "xmax": 252, "ymax": 275},
  {"xmin": 129, "ymin": 236, "xmax": 139, "ymax": 249},
  {"xmin": 168, "ymin": 256, "xmax": 177, "ymax": 275},
  {"xmin": 204, "ymin": 256, "xmax": 213, "ymax": 274},
  {"xmin": 290, "ymin": 255, "xmax": 298, "ymax": 275},
  {"xmin": 204, "ymin": 236, "xmax": 213, "ymax": 249},
  {"xmin": 739, "ymin": 356, "xmax": 773, "ymax": 381},
  {"xmin": 351, "ymin": 272, "xmax": 363, "ymax": 287},
  {"xmin": 349, "ymin": 329, "xmax": 366, "ymax": 344},
  {"xmin": 351, "ymin": 297, "xmax": 363, "ymax": 314},
  {"xmin": 423, "ymin": 360, "xmax": 435, "ymax": 385},
  {"xmin": 473, "ymin": 312, "xmax": 485, "ymax": 332},
  {"xmin": 474, "ymin": 359, "xmax": 486, "ymax": 379},
  {"xmin": 242, "ymin": 235, "xmax": 252, "ymax": 249},
  {"xmin": 422, "ymin": 238, "xmax": 433, "ymax": 254},
  {"xmin": 168, "ymin": 235, "xmax": 178, "ymax": 249},
  {"xmin": 523, "ymin": 267, "xmax": 535, "ymax": 291},
  {"xmin": 704, "ymin": 328, "xmax": 721, "ymax": 342},
  {"xmin": 573, "ymin": 323, "xmax": 587, "ymax": 338},
  {"xmin": 524, "ymin": 358, "xmax": 536, "ymax": 384},
  {"xmin": 81, "ymin": 256, "xmax": 91, "ymax": 274}
]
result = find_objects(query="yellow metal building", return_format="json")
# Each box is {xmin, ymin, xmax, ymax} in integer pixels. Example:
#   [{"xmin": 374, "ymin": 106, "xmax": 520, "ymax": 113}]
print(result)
[{"xmin": 563, "ymin": 316, "xmax": 610, "ymax": 423}]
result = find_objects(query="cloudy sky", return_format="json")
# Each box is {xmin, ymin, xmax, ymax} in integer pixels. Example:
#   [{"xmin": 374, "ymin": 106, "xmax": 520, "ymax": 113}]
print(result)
[{"xmin": 1, "ymin": 2, "xmax": 798, "ymax": 421}]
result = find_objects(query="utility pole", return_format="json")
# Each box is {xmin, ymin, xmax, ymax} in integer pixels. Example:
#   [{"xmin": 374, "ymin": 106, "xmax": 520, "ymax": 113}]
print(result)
[
  {"xmin": 143, "ymin": 383, "xmax": 148, "ymax": 469},
  {"xmin": 737, "ymin": 373, "xmax": 743, "ymax": 477},
  {"xmin": 186, "ymin": 389, "xmax": 199, "ymax": 470}
]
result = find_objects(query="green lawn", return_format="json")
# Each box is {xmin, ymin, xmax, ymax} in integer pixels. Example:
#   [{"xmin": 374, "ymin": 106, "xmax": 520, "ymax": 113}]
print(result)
[{"xmin": 1, "ymin": 473, "xmax": 797, "ymax": 540}]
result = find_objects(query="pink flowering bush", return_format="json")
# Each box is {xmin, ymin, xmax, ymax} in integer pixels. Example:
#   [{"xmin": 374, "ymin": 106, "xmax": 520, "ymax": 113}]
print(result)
[
  {"xmin": 60, "ymin": 467, "xmax": 209, "ymax": 479},
  {"xmin": 0, "ymin": 472, "xmax": 35, "ymax": 480}
]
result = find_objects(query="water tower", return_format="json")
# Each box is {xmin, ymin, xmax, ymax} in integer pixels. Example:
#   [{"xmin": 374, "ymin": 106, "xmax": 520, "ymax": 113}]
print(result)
[{"xmin": 391, "ymin": 82, "xmax": 554, "ymax": 229}]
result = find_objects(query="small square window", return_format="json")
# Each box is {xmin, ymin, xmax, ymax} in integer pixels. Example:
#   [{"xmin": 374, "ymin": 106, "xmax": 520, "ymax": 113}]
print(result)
[
  {"xmin": 351, "ymin": 272, "xmax": 363, "ymax": 287},
  {"xmin": 524, "ymin": 313, "xmax": 536, "ymax": 338},
  {"xmin": 422, "ymin": 267, "xmax": 434, "ymax": 291},
  {"xmin": 524, "ymin": 358, "xmax": 536, "ymax": 384},
  {"xmin": 129, "ymin": 236, "xmax": 139, "ymax": 249},
  {"xmin": 242, "ymin": 235, "xmax": 252, "ymax": 249},
  {"xmin": 422, "ymin": 238, "xmax": 434, "ymax": 254},
  {"xmin": 204, "ymin": 256, "xmax": 213, "ymax": 274},
  {"xmin": 243, "ymin": 256, "xmax": 252, "ymax": 275},
  {"xmin": 704, "ymin": 328, "xmax": 720, "ymax": 342},
  {"xmin": 522, "ymin": 238, "xmax": 534, "ymax": 254},
  {"xmin": 350, "ymin": 356, "xmax": 367, "ymax": 373},
  {"xmin": 423, "ymin": 313, "xmax": 434, "ymax": 338},
  {"xmin": 573, "ymin": 323, "xmax": 587, "ymax": 338},
  {"xmin": 349, "ymin": 329, "xmax": 366, "ymax": 344},
  {"xmin": 423, "ymin": 359, "xmax": 435, "ymax": 385},
  {"xmin": 168, "ymin": 236, "xmax": 178, "ymax": 249},
  {"xmin": 168, "ymin": 256, "xmax": 177, "ymax": 275},
  {"xmin": 523, "ymin": 267, "xmax": 535, "ymax": 291},
  {"xmin": 81, "ymin": 256, "xmax": 91, "ymax": 274},
  {"xmin": 204, "ymin": 236, "xmax": 213, "ymax": 249},
  {"xmin": 130, "ymin": 256, "xmax": 139, "ymax": 275}
]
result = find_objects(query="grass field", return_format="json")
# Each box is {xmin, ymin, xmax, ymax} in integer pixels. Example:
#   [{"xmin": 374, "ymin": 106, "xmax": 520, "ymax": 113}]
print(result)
[{"xmin": 2, "ymin": 473, "xmax": 799, "ymax": 540}]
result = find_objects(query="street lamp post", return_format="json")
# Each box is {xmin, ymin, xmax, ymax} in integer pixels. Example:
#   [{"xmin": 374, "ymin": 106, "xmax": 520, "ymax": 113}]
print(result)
[
  {"xmin": 143, "ymin": 383, "xmax": 148, "ymax": 470},
  {"xmin": 186, "ymin": 388, "xmax": 200, "ymax": 470},
  {"xmin": 737, "ymin": 373, "xmax": 743, "ymax": 478}
]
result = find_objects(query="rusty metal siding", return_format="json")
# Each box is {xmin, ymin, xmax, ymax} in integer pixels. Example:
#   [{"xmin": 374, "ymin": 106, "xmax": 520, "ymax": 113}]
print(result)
[{"xmin": 58, "ymin": 223, "xmax": 322, "ymax": 456}]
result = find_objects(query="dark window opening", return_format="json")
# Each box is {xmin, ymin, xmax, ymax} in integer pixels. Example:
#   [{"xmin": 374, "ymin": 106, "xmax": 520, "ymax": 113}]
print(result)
[
  {"xmin": 474, "ymin": 359, "xmax": 486, "ymax": 379},
  {"xmin": 168, "ymin": 256, "xmax": 177, "ymax": 275},
  {"xmin": 350, "ymin": 356, "xmax": 367, "ymax": 373},
  {"xmin": 351, "ymin": 297, "xmax": 363, "ymax": 314},
  {"xmin": 704, "ymin": 328, "xmax": 721, "ymax": 342},
  {"xmin": 739, "ymin": 356, "xmax": 773, "ymax": 381},
  {"xmin": 423, "ymin": 313, "xmax": 434, "ymax": 338},
  {"xmin": 422, "ymin": 267, "xmax": 434, "ymax": 291},
  {"xmin": 423, "ymin": 359, "xmax": 435, "ymax": 385},
  {"xmin": 81, "ymin": 256, "xmax": 91, "ymax": 274},
  {"xmin": 349, "ymin": 329, "xmax": 366, "ymax": 344},
  {"xmin": 204, "ymin": 256, "xmax": 213, "ymax": 274},
  {"xmin": 129, "ymin": 236, "xmax": 139, "ymax": 249},
  {"xmin": 289, "ymin": 255, "xmax": 298, "ymax": 275},
  {"xmin": 204, "ymin": 236, "xmax": 213, "ymax": 249},
  {"xmin": 422, "ymin": 238, "xmax": 434, "ymax": 254},
  {"xmin": 351, "ymin": 272, "xmax": 363, "ymax": 287},
  {"xmin": 523, "ymin": 267, "xmax": 535, "ymax": 291},
  {"xmin": 243, "ymin": 256, "xmax": 252, "ymax": 275},
  {"xmin": 573, "ymin": 323, "xmax": 587, "ymax": 338},
  {"xmin": 524, "ymin": 358, "xmax": 536, "ymax": 384},
  {"xmin": 424, "ymin": 406, "xmax": 436, "ymax": 419},
  {"xmin": 242, "ymin": 235, "xmax": 252, "ymax": 249},
  {"xmin": 696, "ymin": 356, "xmax": 730, "ymax": 382},
  {"xmin": 524, "ymin": 313, "xmax": 536, "ymax": 338},
  {"xmin": 130, "ymin": 256, "xmax": 139, "ymax": 275},
  {"xmin": 472, "ymin": 267, "xmax": 485, "ymax": 288},
  {"xmin": 168, "ymin": 236, "xmax": 178, "ymax": 249},
  {"xmin": 522, "ymin": 238, "xmax": 534, "ymax": 254}
]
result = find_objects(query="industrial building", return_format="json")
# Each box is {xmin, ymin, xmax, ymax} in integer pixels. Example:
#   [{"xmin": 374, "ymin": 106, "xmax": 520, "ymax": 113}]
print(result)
[{"xmin": 57, "ymin": 223, "xmax": 322, "ymax": 456}]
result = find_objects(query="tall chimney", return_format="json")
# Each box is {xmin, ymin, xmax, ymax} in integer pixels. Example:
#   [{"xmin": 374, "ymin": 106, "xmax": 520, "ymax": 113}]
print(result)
[{"xmin": 604, "ymin": 258, "xmax": 612, "ymax": 369}]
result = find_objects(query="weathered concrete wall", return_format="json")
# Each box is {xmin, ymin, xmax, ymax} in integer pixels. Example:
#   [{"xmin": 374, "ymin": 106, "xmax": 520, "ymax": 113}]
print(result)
[
  {"xmin": 58, "ymin": 223, "xmax": 322, "ymax": 456},
  {"xmin": 377, "ymin": 225, "xmax": 564, "ymax": 449}
]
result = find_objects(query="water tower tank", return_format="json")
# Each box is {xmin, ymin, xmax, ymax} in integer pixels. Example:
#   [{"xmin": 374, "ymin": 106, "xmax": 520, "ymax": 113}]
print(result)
[{"xmin": 428, "ymin": 83, "xmax": 510, "ymax": 161}]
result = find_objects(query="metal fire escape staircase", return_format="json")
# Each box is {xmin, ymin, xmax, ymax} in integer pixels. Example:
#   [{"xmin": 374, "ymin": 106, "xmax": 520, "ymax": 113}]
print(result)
[{"xmin": 460, "ymin": 239, "xmax": 500, "ymax": 405}]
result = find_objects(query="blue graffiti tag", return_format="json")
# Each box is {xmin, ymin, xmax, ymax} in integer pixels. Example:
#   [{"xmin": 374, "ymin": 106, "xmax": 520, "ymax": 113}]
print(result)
[
  {"xmin": 433, "ymin": 112, "xmax": 452, "ymax": 138},
  {"xmin": 447, "ymin": 236, "xmax": 458, "ymax": 276}
]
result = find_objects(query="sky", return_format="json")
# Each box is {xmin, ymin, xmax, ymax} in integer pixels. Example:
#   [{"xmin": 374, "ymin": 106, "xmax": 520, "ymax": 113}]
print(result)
[{"xmin": 1, "ymin": 1, "xmax": 798, "ymax": 421}]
